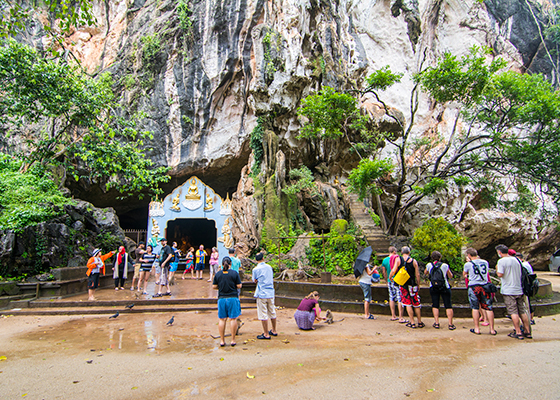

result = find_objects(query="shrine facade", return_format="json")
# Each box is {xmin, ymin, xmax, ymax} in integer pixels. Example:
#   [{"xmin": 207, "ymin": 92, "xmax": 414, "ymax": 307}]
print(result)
[{"xmin": 147, "ymin": 177, "xmax": 233, "ymax": 257}]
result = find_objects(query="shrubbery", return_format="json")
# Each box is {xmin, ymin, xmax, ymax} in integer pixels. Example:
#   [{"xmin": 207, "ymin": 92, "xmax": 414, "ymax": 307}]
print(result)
[
  {"xmin": 0, "ymin": 154, "xmax": 70, "ymax": 231},
  {"xmin": 411, "ymin": 217, "xmax": 468, "ymax": 273}
]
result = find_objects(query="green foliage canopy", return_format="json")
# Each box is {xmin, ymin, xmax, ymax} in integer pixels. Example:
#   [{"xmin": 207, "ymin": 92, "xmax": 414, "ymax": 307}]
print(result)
[
  {"xmin": 411, "ymin": 217, "xmax": 468, "ymax": 274},
  {"xmin": 0, "ymin": 39, "xmax": 170, "ymax": 199},
  {"xmin": 0, "ymin": 153, "xmax": 69, "ymax": 230}
]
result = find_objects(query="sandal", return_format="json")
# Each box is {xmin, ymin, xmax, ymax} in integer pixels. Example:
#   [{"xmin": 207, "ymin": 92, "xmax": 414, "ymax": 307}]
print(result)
[
  {"xmin": 390, "ymin": 317, "xmax": 399, "ymax": 321},
  {"xmin": 153, "ymin": 293, "xmax": 163, "ymax": 298},
  {"xmin": 470, "ymin": 328, "xmax": 481, "ymax": 335},
  {"xmin": 367, "ymin": 314, "xmax": 376, "ymax": 320},
  {"xmin": 399, "ymin": 319, "xmax": 409, "ymax": 324},
  {"xmin": 432, "ymin": 323, "xmax": 440, "ymax": 329},
  {"xmin": 230, "ymin": 342, "xmax": 236, "ymax": 347},
  {"xmin": 507, "ymin": 331, "xmax": 524, "ymax": 340},
  {"xmin": 405, "ymin": 322, "xmax": 416, "ymax": 329},
  {"xmin": 448, "ymin": 324, "xmax": 456, "ymax": 331},
  {"xmin": 490, "ymin": 330, "xmax": 497, "ymax": 335},
  {"xmin": 523, "ymin": 332, "xmax": 533, "ymax": 339},
  {"xmin": 163, "ymin": 292, "xmax": 171, "ymax": 296},
  {"xmin": 417, "ymin": 322, "xmax": 425, "ymax": 328}
]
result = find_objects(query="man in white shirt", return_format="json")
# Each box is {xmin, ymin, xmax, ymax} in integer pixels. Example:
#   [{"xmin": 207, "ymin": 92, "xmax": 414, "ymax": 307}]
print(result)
[{"xmin": 496, "ymin": 244, "xmax": 531, "ymax": 340}]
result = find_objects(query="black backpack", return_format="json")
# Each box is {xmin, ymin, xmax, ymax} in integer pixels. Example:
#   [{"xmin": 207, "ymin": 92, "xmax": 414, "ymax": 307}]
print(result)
[
  {"xmin": 429, "ymin": 261, "xmax": 446, "ymax": 288},
  {"xmin": 517, "ymin": 258, "xmax": 539, "ymax": 297}
]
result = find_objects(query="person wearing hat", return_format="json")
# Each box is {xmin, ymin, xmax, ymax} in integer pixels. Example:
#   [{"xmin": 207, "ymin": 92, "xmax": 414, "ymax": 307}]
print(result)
[{"xmin": 86, "ymin": 248, "xmax": 115, "ymax": 301}]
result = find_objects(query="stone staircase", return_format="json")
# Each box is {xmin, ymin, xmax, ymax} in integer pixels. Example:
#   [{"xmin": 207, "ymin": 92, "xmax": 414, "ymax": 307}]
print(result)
[{"xmin": 347, "ymin": 192, "xmax": 391, "ymax": 262}]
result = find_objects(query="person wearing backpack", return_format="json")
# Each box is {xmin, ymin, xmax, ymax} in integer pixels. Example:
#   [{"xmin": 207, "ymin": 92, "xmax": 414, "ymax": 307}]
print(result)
[
  {"xmin": 515, "ymin": 252, "xmax": 536, "ymax": 325},
  {"xmin": 389, "ymin": 246, "xmax": 423, "ymax": 328},
  {"xmin": 463, "ymin": 248, "xmax": 497, "ymax": 336},
  {"xmin": 424, "ymin": 251, "xmax": 455, "ymax": 330},
  {"xmin": 496, "ymin": 244, "xmax": 532, "ymax": 339}
]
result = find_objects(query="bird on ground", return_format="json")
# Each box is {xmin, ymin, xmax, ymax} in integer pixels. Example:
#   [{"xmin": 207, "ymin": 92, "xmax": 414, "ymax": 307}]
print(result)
[
  {"xmin": 109, "ymin": 311, "xmax": 119, "ymax": 319},
  {"xmin": 166, "ymin": 316, "xmax": 174, "ymax": 326},
  {"xmin": 125, "ymin": 304, "xmax": 134, "ymax": 310}
]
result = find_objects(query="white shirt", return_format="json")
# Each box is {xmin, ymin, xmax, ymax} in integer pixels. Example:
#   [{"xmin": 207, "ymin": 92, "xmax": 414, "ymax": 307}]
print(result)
[
  {"xmin": 497, "ymin": 256, "xmax": 523, "ymax": 296},
  {"xmin": 426, "ymin": 262, "xmax": 450, "ymax": 289}
]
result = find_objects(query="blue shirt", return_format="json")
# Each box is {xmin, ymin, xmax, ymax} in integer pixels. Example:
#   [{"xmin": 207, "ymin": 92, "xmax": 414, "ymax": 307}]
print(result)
[
  {"xmin": 230, "ymin": 256, "xmax": 241, "ymax": 272},
  {"xmin": 252, "ymin": 262, "xmax": 275, "ymax": 299}
]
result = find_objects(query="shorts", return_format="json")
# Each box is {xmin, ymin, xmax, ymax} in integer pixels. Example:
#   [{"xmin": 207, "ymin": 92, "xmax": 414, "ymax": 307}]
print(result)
[
  {"xmin": 429, "ymin": 286, "xmax": 452, "ymax": 309},
  {"xmin": 387, "ymin": 280, "xmax": 401, "ymax": 302},
  {"xmin": 468, "ymin": 285, "xmax": 493, "ymax": 311},
  {"xmin": 195, "ymin": 262, "xmax": 205, "ymax": 271},
  {"xmin": 155, "ymin": 263, "xmax": 162, "ymax": 275},
  {"xmin": 88, "ymin": 273, "xmax": 100, "ymax": 289},
  {"xmin": 256, "ymin": 298, "xmax": 277, "ymax": 320},
  {"xmin": 503, "ymin": 294, "xmax": 528, "ymax": 316},
  {"xmin": 210, "ymin": 263, "xmax": 219, "ymax": 274},
  {"xmin": 218, "ymin": 297, "xmax": 242, "ymax": 319},
  {"xmin": 140, "ymin": 266, "xmax": 151, "ymax": 272},
  {"xmin": 133, "ymin": 263, "xmax": 141, "ymax": 279},
  {"xmin": 400, "ymin": 285, "xmax": 421, "ymax": 308},
  {"xmin": 169, "ymin": 262, "xmax": 178, "ymax": 272},
  {"xmin": 359, "ymin": 282, "xmax": 372, "ymax": 302}
]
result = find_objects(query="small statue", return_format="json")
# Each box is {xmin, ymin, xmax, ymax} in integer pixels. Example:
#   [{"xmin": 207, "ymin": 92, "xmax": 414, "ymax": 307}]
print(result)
[
  {"xmin": 204, "ymin": 192, "xmax": 214, "ymax": 211},
  {"xmin": 170, "ymin": 192, "xmax": 181, "ymax": 211},
  {"xmin": 218, "ymin": 217, "xmax": 234, "ymax": 249},
  {"xmin": 334, "ymin": 176, "xmax": 339, "ymax": 185},
  {"xmin": 185, "ymin": 178, "xmax": 201, "ymax": 200},
  {"xmin": 151, "ymin": 218, "xmax": 160, "ymax": 237}
]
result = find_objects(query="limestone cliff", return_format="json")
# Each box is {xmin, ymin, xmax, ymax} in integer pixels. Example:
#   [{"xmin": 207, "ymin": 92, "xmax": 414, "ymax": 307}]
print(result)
[{"xmin": 8, "ymin": 0, "xmax": 560, "ymax": 268}]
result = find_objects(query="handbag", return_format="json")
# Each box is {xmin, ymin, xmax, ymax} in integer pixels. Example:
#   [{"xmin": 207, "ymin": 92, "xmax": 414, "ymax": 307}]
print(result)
[
  {"xmin": 483, "ymin": 282, "xmax": 498, "ymax": 293},
  {"xmin": 393, "ymin": 266, "xmax": 410, "ymax": 286}
]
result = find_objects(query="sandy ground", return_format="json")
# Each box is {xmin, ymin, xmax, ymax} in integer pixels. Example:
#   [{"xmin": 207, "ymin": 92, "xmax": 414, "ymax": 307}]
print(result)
[{"xmin": 0, "ymin": 271, "xmax": 559, "ymax": 399}]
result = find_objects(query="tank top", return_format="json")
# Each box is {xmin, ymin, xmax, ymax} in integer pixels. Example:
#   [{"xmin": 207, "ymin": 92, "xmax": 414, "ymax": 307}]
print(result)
[{"xmin": 403, "ymin": 256, "xmax": 416, "ymax": 286}]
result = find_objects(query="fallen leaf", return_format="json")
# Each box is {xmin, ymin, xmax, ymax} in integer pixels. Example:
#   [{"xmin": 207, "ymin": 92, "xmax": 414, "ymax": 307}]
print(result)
[
  {"xmin": 281, "ymin": 339, "xmax": 290, "ymax": 344},
  {"xmin": 220, "ymin": 358, "xmax": 224, "ymax": 361},
  {"xmin": 246, "ymin": 372, "xmax": 255, "ymax": 379},
  {"xmin": 344, "ymin": 358, "xmax": 349, "ymax": 361},
  {"xmin": 86, "ymin": 360, "xmax": 93, "ymax": 364},
  {"xmin": 72, "ymin": 381, "xmax": 79, "ymax": 384},
  {"xmin": 22, "ymin": 394, "xmax": 27, "ymax": 397},
  {"xmin": 0, "ymin": 356, "xmax": 6, "ymax": 361},
  {"xmin": 131, "ymin": 387, "xmax": 138, "ymax": 390},
  {"xmin": 426, "ymin": 388, "xmax": 435, "ymax": 392},
  {"xmin": 297, "ymin": 363, "xmax": 303, "ymax": 367}
]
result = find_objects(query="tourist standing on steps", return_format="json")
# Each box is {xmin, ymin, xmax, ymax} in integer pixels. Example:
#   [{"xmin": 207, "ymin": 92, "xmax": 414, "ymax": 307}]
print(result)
[
  {"xmin": 463, "ymin": 247, "xmax": 496, "ymax": 335},
  {"xmin": 154, "ymin": 238, "xmax": 173, "ymax": 297},
  {"xmin": 390, "ymin": 247, "xmax": 424, "ymax": 328},
  {"xmin": 139, "ymin": 245, "xmax": 156, "ymax": 294},
  {"xmin": 496, "ymin": 244, "xmax": 532, "ymax": 340},
  {"xmin": 113, "ymin": 246, "xmax": 129, "ymax": 291},
  {"xmin": 358, "ymin": 263, "xmax": 377, "ymax": 320},
  {"xmin": 380, "ymin": 246, "xmax": 404, "ymax": 322},
  {"xmin": 425, "ymin": 251, "xmax": 455, "ymax": 330},
  {"xmin": 252, "ymin": 253, "xmax": 278, "ymax": 339},
  {"xmin": 130, "ymin": 243, "xmax": 145, "ymax": 291},
  {"xmin": 86, "ymin": 248, "xmax": 115, "ymax": 301},
  {"xmin": 195, "ymin": 245, "xmax": 207, "ymax": 280},
  {"xmin": 182, "ymin": 247, "xmax": 195, "ymax": 280},
  {"xmin": 168, "ymin": 241, "xmax": 181, "ymax": 286},
  {"xmin": 208, "ymin": 247, "xmax": 219, "ymax": 282},
  {"xmin": 213, "ymin": 256, "xmax": 242, "ymax": 347}
]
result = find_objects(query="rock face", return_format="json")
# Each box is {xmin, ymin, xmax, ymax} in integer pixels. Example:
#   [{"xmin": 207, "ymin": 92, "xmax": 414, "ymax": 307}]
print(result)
[
  {"xmin": 5, "ymin": 0, "xmax": 558, "ymax": 267},
  {"xmin": 0, "ymin": 201, "xmax": 127, "ymax": 278}
]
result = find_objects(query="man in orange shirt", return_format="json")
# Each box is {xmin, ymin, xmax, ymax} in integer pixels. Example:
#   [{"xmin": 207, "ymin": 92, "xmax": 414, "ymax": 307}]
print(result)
[{"xmin": 86, "ymin": 248, "xmax": 114, "ymax": 300}]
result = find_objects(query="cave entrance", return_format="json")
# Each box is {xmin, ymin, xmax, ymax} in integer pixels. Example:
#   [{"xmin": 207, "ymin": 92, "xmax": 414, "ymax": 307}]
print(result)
[
  {"xmin": 146, "ymin": 176, "xmax": 234, "ymax": 261},
  {"xmin": 166, "ymin": 218, "xmax": 217, "ymax": 255}
]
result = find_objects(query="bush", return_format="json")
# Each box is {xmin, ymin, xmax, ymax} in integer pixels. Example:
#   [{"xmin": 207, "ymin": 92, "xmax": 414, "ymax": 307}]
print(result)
[
  {"xmin": 305, "ymin": 220, "xmax": 365, "ymax": 275},
  {"xmin": 0, "ymin": 154, "xmax": 70, "ymax": 230},
  {"xmin": 411, "ymin": 217, "xmax": 468, "ymax": 273}
]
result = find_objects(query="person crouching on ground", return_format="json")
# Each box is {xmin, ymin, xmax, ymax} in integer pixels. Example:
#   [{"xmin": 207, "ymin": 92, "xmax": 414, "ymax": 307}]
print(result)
[
  {"xmin": 213, "ymin": 256, "xmax": 242, "ymax": 347},
  {"xmin": 294, "ymin": 291, "xmax": 323, "ymax": 330},
  {"xmin": 252, "ymin": 252, "xmax": 278, "ymax": 339},
  {"xmin": 113, "ymin": 246, "xmax": 129, "ymax": 291},
  {"xmin": 390, "ymin": 247, "xmax": 423, "ymax": 328},
  {"xmin": 86, "ymin": 248, "xmax": 115, "ymax": 301},
  {"xmin": 425, "ymin": 251, "xmax": 455, "ymax": 330},
  {"xmin": 358, "ymin": 263, "xmax": 377, "ymax": 319}
]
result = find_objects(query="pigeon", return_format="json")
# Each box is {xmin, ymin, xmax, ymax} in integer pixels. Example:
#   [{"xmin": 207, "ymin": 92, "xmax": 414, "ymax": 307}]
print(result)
[
  {"xmin": 166, "ymin": 316, "xmax": 174, "ymax": 326},
  {"xmin": 125, "ymin": 304, "xmax": 134, "ymax": 310},
  {"xmin": 109, "ymin": 311, "xmax": 119, "ymax": 319}
]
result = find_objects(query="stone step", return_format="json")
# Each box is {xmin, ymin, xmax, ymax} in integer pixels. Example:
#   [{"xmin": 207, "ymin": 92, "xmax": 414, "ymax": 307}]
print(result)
[
  {"xmin": 29, "ymin": 297, "xmax": 256, "ymax": 308},
  {"xmin": 1, "ymin": 303, "xmax": 257, "ymax": 316}
]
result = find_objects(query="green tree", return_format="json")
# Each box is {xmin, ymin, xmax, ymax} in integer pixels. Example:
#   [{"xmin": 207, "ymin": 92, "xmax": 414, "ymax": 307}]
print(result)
[
  {"xmin": 0, "ymin": 0, "xmax": 95, "ymax": 43},
  {"xmin": 0, "ymin": 39, "xmax": 169, "ymax": 199},
  {"xmin": 346, "ymin": 47, "xmax": 560, "ymax": 234},
  {"xmin": 411, "ymin": 217, "xmax": 468, "ymax": 274}
]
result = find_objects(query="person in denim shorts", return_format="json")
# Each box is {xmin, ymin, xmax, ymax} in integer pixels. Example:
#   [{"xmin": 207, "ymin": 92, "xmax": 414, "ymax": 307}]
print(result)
[
  {"xmin": 358, "ymin": 263, "xmax": 377, "ymax": 319},
  {"xmin": 463, "ymin": 247, "xmax": 496, "ymax": 335}
]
